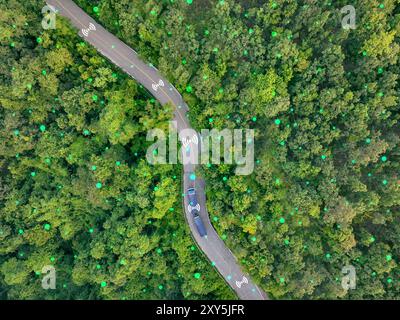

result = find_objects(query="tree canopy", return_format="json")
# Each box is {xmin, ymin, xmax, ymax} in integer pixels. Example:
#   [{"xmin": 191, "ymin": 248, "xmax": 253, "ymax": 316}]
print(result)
[{"xmin": 1, "ymin": 0, "xmax": 399, "ymax": 299}]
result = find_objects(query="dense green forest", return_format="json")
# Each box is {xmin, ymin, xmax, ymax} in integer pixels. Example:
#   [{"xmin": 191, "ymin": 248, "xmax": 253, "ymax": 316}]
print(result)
[
  {"xmin": 0, "ymin": 0, "xmax": 234, "ymax": 299},
  {"xmin": 1, "ymin": 0, "xmax": 400, "ymax": 299}
]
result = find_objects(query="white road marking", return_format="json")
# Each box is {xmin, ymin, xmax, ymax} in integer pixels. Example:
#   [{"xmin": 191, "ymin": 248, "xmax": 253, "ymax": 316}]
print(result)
[{"xmin": 81, "ymin": 22, "xmax": 96, "ymax": 37}]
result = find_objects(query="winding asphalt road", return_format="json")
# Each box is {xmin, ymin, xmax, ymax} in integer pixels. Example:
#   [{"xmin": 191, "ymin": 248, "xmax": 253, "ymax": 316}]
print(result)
[{"xmin": 46, "ymin": 0, "xmax": 267, "ymax": 300}]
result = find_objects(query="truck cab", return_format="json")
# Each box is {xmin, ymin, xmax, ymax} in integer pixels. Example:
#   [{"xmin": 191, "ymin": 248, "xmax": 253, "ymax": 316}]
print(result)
[
  {"xmin": 187, "ymin": 187, "xmax": 198, "ymax": 208},
  {"xmin": 187, "ymin": 188, "xmax": 207, "ymax": 237}
]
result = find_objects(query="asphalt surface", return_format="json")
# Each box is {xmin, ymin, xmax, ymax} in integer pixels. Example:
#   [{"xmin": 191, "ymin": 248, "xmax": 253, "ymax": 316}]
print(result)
[{"xmin": 46, "ymin": 0, "xmax": 267, "ymax": 300}]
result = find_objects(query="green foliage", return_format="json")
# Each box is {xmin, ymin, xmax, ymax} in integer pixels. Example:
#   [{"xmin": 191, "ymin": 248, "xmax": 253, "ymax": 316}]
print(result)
[
  {"xmin": 73, "ymin": 0, "xmax": 400, "ymax": 299},
  {"xmin": 0, "ymin": 0, "xmax": 233, "ymax": 300},
  {"xmin": 1, "ymin": 0, "xmax": 399, "ymax": 300}
]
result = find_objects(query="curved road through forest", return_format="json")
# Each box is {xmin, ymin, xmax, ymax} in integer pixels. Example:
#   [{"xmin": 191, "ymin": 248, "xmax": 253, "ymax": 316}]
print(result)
[{"xmin": 46, "ymin": 0, "xmax": 267, "ymax": 300}]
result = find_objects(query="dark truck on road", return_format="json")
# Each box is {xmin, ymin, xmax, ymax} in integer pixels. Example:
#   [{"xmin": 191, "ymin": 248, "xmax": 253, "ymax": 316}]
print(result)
[{"xmin": 187, "ymin": 188, "xmax": 207, "ymax": 237}]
